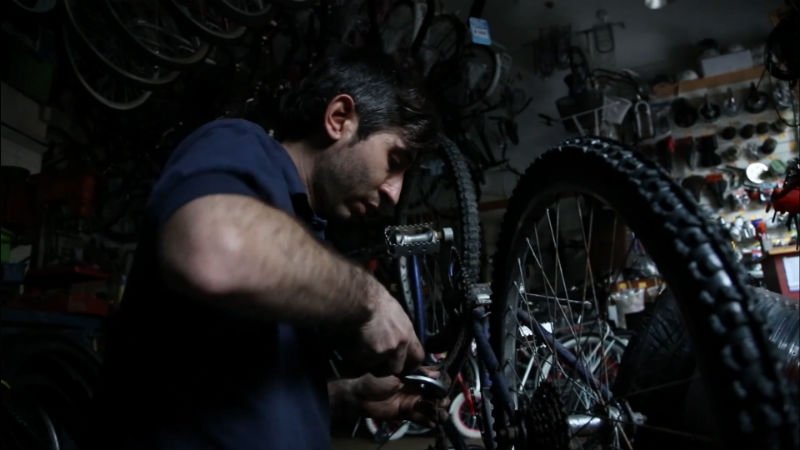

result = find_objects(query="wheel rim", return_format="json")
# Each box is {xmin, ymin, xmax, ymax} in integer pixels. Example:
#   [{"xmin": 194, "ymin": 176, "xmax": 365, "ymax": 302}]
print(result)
[
  {"xmin": 64, "ymin": 27, "xmax": 152, "ymax": 111},
  {"xmin": 106, "ymin": 0, "xmax": 210, "ymax": 67},
  {"xmin": 65, "ymin": 0, "xmax": 181, "ymax": 87},
  {"xmin": 502, "ymin": 194, "xmax": 641, "ymax": 449}
]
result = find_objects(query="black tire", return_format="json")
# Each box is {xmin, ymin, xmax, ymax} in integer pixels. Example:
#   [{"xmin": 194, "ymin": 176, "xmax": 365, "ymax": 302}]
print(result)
[
  {"xmin": 208, "ymin": 0, "xmax": 274, "ymax": 27},
  {"xmin": 1, "ymin": 333, "xmax": 102, "ymax": 450},
  {"xmin": 7, "ymin": 0, "xmax": 57, "ymax": 14},
  {"xmin": 415, "ymin": 14, "xmax": 465, "ymax": 78},
  {"xmin": 379, "ymin": 0, "xmax": 416, "ymax": 54},
  {"xmin": 0, "ymin": 383, "xmax": 59, "ymax": 450},
  {"xmin": 613, "ymin": 287, "xmax": 800, "ymax": 450},
  {"xmin": 166, "ymin": 0, "xmax": 249, "ymax": 44},
  {"xmin": 63, "ymin": 0, "xmax": 181, "ymax": 88},
  {"xmin": 103, "ymin": 0, "xmax": 211, "ymax": 68},
  {"xmin": 395, "ymin": 138, "xmax": 481, "ymax": 358},
  {"xmin": 429, "ymin": 43, "xmax": 500, "ymax": 112},
  {"xmin": 489, "ymin": 137, "xmax": 798, "ymax": 450},
  {"xmin": 63, "ymin": 26, "xmax": 153, "ymax": 111}
]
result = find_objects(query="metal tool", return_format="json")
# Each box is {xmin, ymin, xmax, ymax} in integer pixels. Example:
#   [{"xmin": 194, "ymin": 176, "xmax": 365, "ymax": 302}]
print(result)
[{"xmin": 402, "ymin": 373, "xmax": 449, "ymax": 399}]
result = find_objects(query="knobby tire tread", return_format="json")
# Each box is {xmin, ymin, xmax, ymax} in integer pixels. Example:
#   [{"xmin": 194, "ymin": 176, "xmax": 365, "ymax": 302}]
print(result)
[{"xmin": 489, "ymin": 137, "xmax": 798, "ymax": 450}]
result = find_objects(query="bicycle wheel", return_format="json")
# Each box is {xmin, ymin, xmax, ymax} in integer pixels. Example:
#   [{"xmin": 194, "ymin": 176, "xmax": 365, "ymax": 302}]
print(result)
[
  {"xmin": 449, "ymin": 353, "xmax": 484, "ymax": 440},
  {"xmin": 0, "ymin": 383, "xmax": 59, "ymax": 450},
  {"xmin": 1, "ymin": 333, "xmax": 102, "ymax": 450},
  {"xmin": 613, "ymin": 287, "xmax": 799, "ymax": 450},
  {"xmin": 7, "ymin": 0, "xmax": 57, "ymax": 14},
  {"xmin": 104, "ymin": 0, "xmax": 211, "ymax": 68},
  {"xmin": 489, "ymin": 137, "xmax": 798, "ymax": 450},
  {"xmin": 545, "ymin": 331, "xmax": 626, "ymax": 386},
  {"xmin": 416, "ymin": 14, "xmax": 465, "ymax": 78},
  {"xmin": 63, "ymin": 27, "xmax": 152, "ymax": 111},
  {"xmin": 64, "ymin": 0, "xmax": 181, "ymax": 88},
  {"xmin": 395, "ymin": 138, "xmax": 481, "ymax": 355},
  {"xmin": 209, "ymin": 0, "xmax": 274, "ymax": 26},
  {"xmin": 429, "ymin": 43, "xmax": 500, "ymax": 111},
  {"xmin": 364, "ymin": 417, "xmax": 410, "ymax": 442},
  {"xmin": 379, "ymin": 0, "xmax": 416, "ymax": 54},
  {"xmin": 167, "ymin": 0, "xmax": 248, "ymax": 43}
]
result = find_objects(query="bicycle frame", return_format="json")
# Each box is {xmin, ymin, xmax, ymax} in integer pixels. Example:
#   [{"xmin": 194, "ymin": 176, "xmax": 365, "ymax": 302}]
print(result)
[{"xmin": 401, "ymin": 226, "xmax": 619, "ymax": 450}]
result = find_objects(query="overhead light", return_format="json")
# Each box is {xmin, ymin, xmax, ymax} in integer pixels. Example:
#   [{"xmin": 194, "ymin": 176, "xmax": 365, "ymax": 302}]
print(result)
[{"xmin": 645, "ymin": 0, "xmax": 672, "ymax": 9}]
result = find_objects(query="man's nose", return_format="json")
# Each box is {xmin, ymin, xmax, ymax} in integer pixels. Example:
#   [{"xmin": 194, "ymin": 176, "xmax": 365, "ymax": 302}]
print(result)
[{"xmin": 379, "ymin": 174, "xmax": 404, "ymax": 206}]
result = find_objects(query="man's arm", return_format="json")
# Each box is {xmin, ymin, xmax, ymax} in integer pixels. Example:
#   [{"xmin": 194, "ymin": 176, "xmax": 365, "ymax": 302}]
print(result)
[{"xmin": 158, "ymin": 194, "xmax": 423, "ymax": 372}]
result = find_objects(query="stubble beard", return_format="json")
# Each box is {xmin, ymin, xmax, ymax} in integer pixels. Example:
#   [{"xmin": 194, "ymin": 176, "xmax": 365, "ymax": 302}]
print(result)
[{"xmin": 312, "ymin": 144, "xmax": 371, "ymax": 220}]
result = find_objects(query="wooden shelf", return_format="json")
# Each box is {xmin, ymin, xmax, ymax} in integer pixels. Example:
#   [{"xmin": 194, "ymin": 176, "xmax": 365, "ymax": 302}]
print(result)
[
  {"xmin": 651, "ymin": 65, "xmax": 764, "ymax": 99},
  {"xmin": 767, "ymin": 245, "xmax": 800, "ymax": 257}
]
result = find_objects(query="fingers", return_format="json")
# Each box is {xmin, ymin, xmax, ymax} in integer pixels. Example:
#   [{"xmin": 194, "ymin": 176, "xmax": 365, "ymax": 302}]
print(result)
[
  {"xmin": 369, "ymin": 340, "xmax": 417, "ymax": 377},
  {"xmin": 391, "ymin": 343, "xmax": 407, "ymax": 375},
  {"xmin": 359, "ymin": 296, "xmax": 425, "ymax": 376},
  {"xmin": 417, "ymin": 365, "xmax": 440, "ymax": 379},
  {"xmin": 406, "ymin": 335, "xmax": 425, "ymax": 368}
]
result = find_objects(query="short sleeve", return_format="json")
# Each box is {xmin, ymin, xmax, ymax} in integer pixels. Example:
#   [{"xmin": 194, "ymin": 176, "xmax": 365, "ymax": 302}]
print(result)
[{"xmin": 146, "ymin": 119, "xmax": 284, "ymax": 228}]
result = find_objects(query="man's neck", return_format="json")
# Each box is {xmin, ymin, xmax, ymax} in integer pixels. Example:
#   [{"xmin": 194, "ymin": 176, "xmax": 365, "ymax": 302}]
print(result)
[{"xmin": 281, "ymin": 140, "xmax": 316, "ymax": 201}]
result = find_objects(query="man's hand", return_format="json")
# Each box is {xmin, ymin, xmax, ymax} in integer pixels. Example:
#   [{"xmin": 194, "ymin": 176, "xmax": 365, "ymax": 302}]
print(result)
[
  {"xmin": 358, "ymin": 286, "xmax": 424, "ymax": 376},
  {"xmin": 329, "ymin": 372, "xmax": 445, "ymax": 426}
]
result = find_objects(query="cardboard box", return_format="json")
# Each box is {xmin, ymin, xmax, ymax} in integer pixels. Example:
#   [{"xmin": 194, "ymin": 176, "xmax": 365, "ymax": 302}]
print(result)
[{"xmin": 700, "ymin": 50, "xmax": 754, "ymax": 77}]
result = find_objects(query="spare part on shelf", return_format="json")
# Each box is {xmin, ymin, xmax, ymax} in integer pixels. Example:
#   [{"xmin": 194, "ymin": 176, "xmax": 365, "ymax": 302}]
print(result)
[
  {"xmin": 765, "ymin": 8, "xmax": 800, "ymax": 82},
  {"xmin": 722, "ymin": 87, "xmax": 740, "ymax": 117},
  {"xmin": 761, "ymin": 137, "xmax": 778, "ymax": 155},
  {"xmin": 696, "ymin": 134, "xmax": 721, "ymax": 167},
  {"xmin": 698, "ymin": 94, "xmax": 720, "ymax": 122},
  {"xmin": 772, "ymin": 81, "xmax": 794, "ymax": 110},
  {"xmin": 677, "ymin": 69, "xmax": 699, "ymax": 81},
  {"xmin": 756, "ymin": 121, "xmax": 771, "ymax": 135},
  {"xmin": 681, "ymin": 175, "xmax": 706, "ymax": 201},
  {"xmin": 745, "ymin": 142, "xmax": 762, "ymax": 160},
  {"xmin": 769, "ymin": 159, "xmax": 788, "ymax": 176},
  {"xmin": 746, "ymin": 162, "xmax": 770, "ymax": 184},
  {"xmin": 633, "ymin": 99, "xmax": 655, "ymax": 139},
  {"xmin": 743, "ymin": 82, "xmax": 769, "ymax": 113},
  {"xmin": 720, "ymin": 125, "xmax": 737, "ymax": 140},
  {"xmin": 656, "ymin": 135, "xmax": 676, "ymax": 171},
  {"xmin": 675, "ymin": 136, "xmax": 695, "ymax": 168},
  {"xmin": 704, "ymin": 172, "xmax": 727, "ymax": 208},
  {"xmin": 671, "ymin": 97, "xmax": 697, "ymax": 128},
  {"xmin": 740, "ymin": 123, "xmax": 755, "ymax": 139},
  {"xmin": 772, "ymin": 119, "xmax": 789, "ymax": 133},
  {"xmin": 720, "ymin": 146, "xmax": 739, "ymax": 162}
]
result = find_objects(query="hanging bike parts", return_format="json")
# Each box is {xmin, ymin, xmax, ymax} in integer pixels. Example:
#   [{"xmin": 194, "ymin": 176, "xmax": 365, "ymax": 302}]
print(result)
[{"xmin": 634, "ymin": 99, "xmax": 654, "ymax": 140}]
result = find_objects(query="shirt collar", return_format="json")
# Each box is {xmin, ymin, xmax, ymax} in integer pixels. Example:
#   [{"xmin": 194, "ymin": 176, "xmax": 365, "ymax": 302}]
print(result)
[{"xmin": 277, "ymin": 146, "xmax": 327, "ymax": 233}]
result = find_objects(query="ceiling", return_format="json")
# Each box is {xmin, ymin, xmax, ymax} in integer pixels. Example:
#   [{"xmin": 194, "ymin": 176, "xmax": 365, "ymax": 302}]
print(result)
[{"xmin": 448, "ymin": 0, "xmax": 783, "ymax": 77}]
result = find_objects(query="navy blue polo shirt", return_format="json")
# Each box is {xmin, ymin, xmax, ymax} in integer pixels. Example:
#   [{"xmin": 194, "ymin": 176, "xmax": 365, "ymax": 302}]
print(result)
[{"xmin": 100, "ymin": 119, "xmax": 331, "ymax": 450}]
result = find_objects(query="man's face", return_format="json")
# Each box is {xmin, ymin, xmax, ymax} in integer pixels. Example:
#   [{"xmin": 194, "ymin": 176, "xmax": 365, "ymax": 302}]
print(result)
[{"xmin": 312, "ymin": 130, "xmax": 415, "ymax": 220}]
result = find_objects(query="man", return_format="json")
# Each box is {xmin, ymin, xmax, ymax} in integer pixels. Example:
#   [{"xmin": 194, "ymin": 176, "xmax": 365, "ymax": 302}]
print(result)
[{"xmin": 98, "ymin": 49, "xmax": 439, "ymax": 449}]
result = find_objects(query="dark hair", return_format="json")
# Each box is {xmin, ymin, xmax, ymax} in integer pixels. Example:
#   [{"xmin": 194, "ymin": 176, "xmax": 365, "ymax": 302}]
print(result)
[{"xmin": 276, "ymin": 48, "xmax": 439, "ymax": 154}]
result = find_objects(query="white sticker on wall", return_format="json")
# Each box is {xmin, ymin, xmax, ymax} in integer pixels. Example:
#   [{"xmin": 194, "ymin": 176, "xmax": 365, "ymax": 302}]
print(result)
[{"xmin": 469, "ymin": 17, "xmax": 492, "ymax": 45}]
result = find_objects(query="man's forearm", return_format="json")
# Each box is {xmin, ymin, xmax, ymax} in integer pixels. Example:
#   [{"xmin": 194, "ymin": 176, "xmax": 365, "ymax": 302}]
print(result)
[{"xmin": 159, "ymin": 194, "xmax": 379, "ymax": 325}]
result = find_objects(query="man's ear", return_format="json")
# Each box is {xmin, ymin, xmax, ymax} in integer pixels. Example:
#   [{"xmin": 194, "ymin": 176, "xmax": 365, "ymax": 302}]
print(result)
[{"xmin": 324, "ymin": 94, "xmax": 358, "ymax": 143}]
